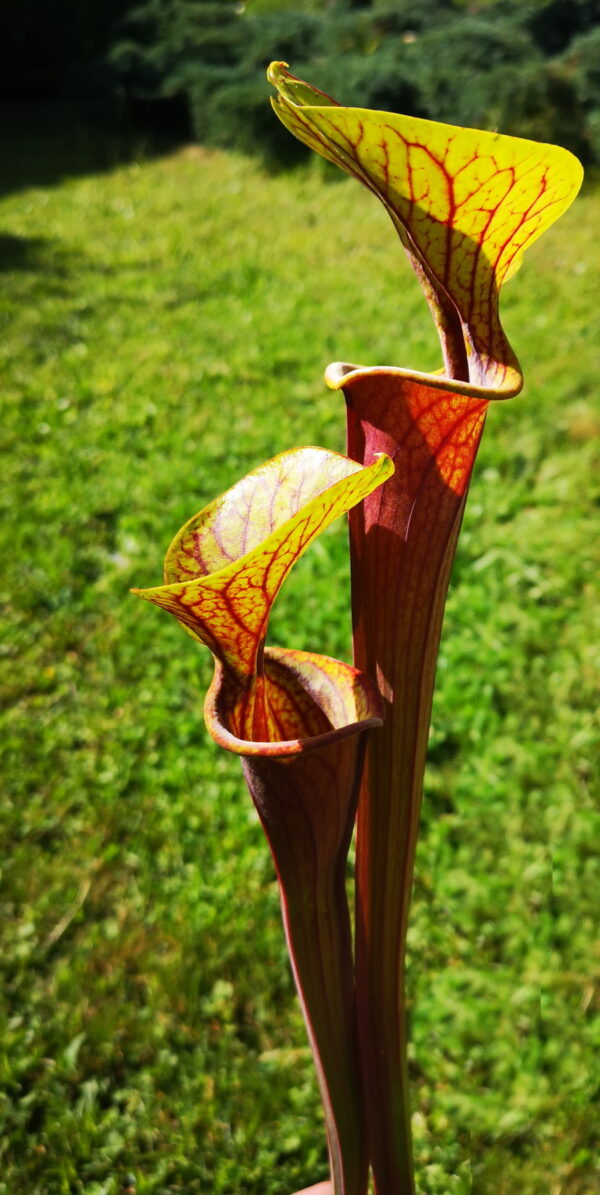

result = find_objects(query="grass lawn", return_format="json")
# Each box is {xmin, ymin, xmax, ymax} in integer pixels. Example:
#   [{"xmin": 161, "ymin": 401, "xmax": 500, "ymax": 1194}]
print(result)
[{"xmin": 1, "ymin": 113, "xmax": 599, "ymax": 1195}]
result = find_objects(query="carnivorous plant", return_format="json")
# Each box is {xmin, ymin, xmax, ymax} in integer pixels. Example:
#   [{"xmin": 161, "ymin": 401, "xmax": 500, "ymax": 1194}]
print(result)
[{"xmin": 134, "ymin": 64, "xmax": 583, "ymax": 1195}]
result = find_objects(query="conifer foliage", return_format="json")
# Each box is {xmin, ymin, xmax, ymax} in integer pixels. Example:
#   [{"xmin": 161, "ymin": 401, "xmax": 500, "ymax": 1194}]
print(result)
[{"xmin": 110, "ymin": 0, "xmax": 600, "ymax": 163}]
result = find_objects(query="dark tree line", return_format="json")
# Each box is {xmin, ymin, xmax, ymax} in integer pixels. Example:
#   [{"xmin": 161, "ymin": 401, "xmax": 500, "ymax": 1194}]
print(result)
[{"xmin": 3, "ymin": 1, "xmax": 600, "ymax": 164}]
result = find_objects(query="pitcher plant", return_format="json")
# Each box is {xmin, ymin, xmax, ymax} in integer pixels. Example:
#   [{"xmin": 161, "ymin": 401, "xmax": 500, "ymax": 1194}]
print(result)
[{"xmin": 134, "ymin": 63, "xmax": 583, "ymax": 1195}]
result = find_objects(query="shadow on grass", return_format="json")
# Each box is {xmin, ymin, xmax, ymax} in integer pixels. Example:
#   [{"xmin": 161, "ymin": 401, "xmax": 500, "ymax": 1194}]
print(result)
[
  {"xmin": 0, "ymin": 97, "xmax": 188, "ymax": 200},
  {"xmin": 0, "ymin": 230, "xmax": 94, "ymax": 372},
  {"xmin": 0, "ymin": 232, "xmax": 74, "ymax": 273}
]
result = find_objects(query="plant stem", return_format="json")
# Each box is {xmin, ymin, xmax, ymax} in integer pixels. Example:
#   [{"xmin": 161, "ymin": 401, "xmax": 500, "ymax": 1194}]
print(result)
[
  {"xmin": 242, "ymin": 733, "xmax": 371, "ymax": 1195},
  {"xmin": 343, "ymin": 370, "xmax": 487, "ymax": 1193}
]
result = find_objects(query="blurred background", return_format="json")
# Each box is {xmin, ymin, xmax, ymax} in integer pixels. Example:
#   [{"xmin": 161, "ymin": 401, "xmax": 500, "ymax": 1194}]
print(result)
[
  {"xmin": 2, "ymin": 0, "xmax": 600, "ymax": 169},
  {"xmin": 1, "ymin": 3, "xmax": 599, "ymax": 1194}
]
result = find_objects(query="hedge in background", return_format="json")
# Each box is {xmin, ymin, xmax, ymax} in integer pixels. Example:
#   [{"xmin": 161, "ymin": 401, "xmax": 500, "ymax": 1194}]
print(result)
[{"xmin": 110, "ymin": 0, "xmax": 600, "ymax": 164}]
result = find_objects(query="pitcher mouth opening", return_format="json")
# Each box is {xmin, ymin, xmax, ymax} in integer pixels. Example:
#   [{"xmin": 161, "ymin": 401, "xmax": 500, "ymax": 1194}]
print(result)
[
  {"xmin": 324, "ymin": 359, "xmax": 521, "ymax": 403},
  {"xmin": 204, "ymin": 646, "xmax": 384, "ymax": 759}
]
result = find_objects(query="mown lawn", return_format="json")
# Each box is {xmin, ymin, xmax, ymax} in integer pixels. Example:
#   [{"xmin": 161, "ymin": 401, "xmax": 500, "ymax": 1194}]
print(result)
[{"xmin": 1, "ymin": 118, "xmax": 599, "ymax": 1195}]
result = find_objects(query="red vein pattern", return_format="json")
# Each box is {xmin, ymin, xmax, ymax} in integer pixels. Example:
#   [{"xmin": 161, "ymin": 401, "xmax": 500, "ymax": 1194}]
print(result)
[
  {"xmin": 134, "ymin": 447, "xmax": 392, "ymax": 742},
  {"xmin": 268, "ymin": 62, "xmax": 582, "ymax": 391},
  {"xmin": 340, "ymin": 370, "xmax": 486, "ymax": 1194},
  {"xmin": 133, "ymin": 447, "xmax": 393, "ymax": 1195},
  {"xmin": 208, "ymin": 645, "xmax": 386, "ymax": 1195},
  {"xmin": 268, "ymin": 62, "xmax": 583, "ymax": 1195}
]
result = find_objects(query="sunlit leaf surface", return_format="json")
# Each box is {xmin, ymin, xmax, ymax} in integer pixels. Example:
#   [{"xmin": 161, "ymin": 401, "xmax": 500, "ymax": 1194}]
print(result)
[
  {"xmin": 269, "ymin": 62, "xmax": 583, "ymax": 388},
  {"xmin": 133, "ymin": 447, "xmax": 392, "ymax": 743}
]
